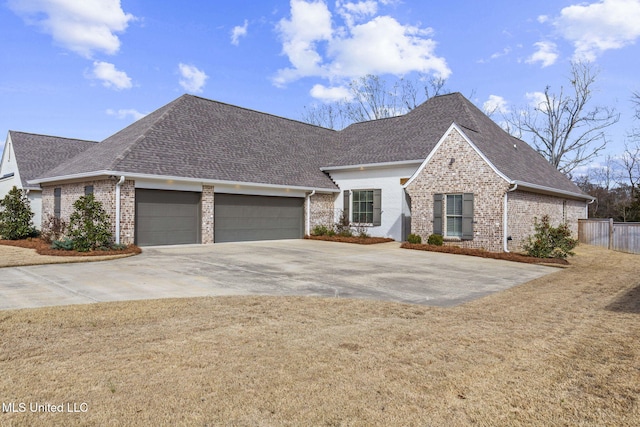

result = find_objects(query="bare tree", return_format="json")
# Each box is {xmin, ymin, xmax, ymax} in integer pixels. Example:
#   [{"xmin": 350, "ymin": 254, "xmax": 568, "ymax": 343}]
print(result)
[
  {"xmin": 301, "ymin": 74, "xmax": 447, "ymax": 129},
  {"xmin": 617, "ymin": 142, "xmax": 640, "ymax": 198},
  {"xmin": 509, "ymin": 61, "xmax": 619, "ymax": 176},
  {"xmin": 631, "ymin": 90, "xmax": 640, "ymax": 140}
]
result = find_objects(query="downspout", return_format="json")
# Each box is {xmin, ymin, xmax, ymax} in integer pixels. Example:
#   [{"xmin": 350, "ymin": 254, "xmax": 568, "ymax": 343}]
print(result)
[
  {"xmin": 503, "ymin": 183, "xmax": 518, "ymax": 252},
  {"xmin": 115, "ymin": 176, "xmax": 125, "ymax": 244},
  {"xmin": 305, "ymin": 190, "xmax": 316, "ymax": 236},
  {"xmin": 586, "ymin": 198, "xmax": 595, "ymax": 218}
]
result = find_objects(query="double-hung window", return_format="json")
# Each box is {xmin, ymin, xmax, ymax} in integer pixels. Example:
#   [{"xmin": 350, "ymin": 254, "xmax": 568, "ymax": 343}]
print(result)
[
  {"xmin": 433, "ymin": 193, "xmax": 474, "ymax": 240},
  {"xmin": 446, "ymin": 194, "xmax": 463, "ymax": 237},
  {"xmin": 344, "ymin": 189, "xmax": 382, "ymax": 226},
  {"xmin": 352, "ymin": 190, "xmax": 374, "ymax": 224}
]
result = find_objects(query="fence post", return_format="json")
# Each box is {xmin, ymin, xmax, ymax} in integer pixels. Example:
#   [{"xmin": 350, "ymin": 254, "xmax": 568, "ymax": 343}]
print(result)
[{"xmin": 609, "ymin": 218, "xmax": 614, "ymax": 250}]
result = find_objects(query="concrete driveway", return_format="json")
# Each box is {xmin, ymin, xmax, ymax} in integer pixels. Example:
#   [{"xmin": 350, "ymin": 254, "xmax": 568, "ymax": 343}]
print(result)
[{"xmin": 0, "ymin": 240, "xmax": 555, "ymax": 310}]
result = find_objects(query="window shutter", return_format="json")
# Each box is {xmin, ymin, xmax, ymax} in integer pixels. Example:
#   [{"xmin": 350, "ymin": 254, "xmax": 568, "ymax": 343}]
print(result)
[
  {"xmin": 462, "ymin": 193, "xmax": 474, "ymax": 240},
  {"xmin": 343, "ymin": 190, "xmax": 350, "ymax": 222},
  {"xmin": 433, "ymin": 194, "xmax": 443, "ymax": 235},
  {"xmin": 84, "ymin": 185, "xmax": 94, "ymax": 195},
  {"xmin": 373, "ymin": 189, "xmax": 382, "ymax": 226},
  {"xmin": 54, "ymin": 188, "xmax": 61, "ymax": 219}
]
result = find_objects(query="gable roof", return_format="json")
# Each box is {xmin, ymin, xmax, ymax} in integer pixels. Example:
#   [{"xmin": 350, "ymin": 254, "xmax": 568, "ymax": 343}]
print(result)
[
  {"xmin": 7, "ymin": 131, "xmax": 97, "ymax": 190},
  {"xmin": 29, "ymin": 92, "xmax": 587, "ymax": 199},
  {"xmin": 38, "ymin": 95, "xmax": 340, "ymax": 190},
  {"xmin": 328, "ymin": 92, "xmax": 586, "ymax": 197}
]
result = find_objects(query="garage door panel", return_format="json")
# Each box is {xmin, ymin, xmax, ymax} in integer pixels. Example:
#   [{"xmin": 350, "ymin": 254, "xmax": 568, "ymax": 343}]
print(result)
[
  {"xmin": 135, "ymin": 189, "xmax": 201, "ymax": 246},
  {"xmin": 214, "ymin": 194, "xmax": 304, "ymax": 243}
]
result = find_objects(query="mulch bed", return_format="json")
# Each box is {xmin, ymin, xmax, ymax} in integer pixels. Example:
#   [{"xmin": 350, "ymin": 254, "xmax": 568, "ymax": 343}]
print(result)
[
  {"xmin": 305, "ymin": 235, "xmax": 395, "ymax": 245},
  {"xmin": 0, "ymin": 238, "xmax": 142, "ymax": 257},
  {"xmin": 400, "ymin": 242, "xmax": 570, "ymax": 265}
]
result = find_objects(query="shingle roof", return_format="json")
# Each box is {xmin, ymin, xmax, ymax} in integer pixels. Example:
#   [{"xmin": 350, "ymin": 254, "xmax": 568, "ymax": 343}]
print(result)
[
  {"xmin": 39, "ymin": 95, "xmax": 340, "ymax": 190},
  {"xmin": 328, "ymin": 92, "xmax": 586, "ymax": 196},
  {"xmin": 8, "ymin": 131, "xmax": 97, "ymax": 189},
  {"xmin": 32, "ymin": 92, "xmax": 586, "ymax": 197}
]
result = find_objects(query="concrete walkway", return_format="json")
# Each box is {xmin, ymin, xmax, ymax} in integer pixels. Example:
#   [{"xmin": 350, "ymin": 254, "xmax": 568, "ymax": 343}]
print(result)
[{"xmin": 0, "ymin": 240, "xmax": 555, "ymax": 310}]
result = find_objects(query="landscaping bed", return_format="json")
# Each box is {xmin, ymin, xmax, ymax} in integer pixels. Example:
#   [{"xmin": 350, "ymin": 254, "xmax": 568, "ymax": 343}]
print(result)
[
  {"xmin": 401, "ymin": 242, "xmax": 570, "ymax": 265},
  {"xmin": 305, "ymin": 235, "xmax": 395, "ymax": 245},
  {"xmin": 0, "ymin": 238, "xmax": 141, "ymax": 257}
]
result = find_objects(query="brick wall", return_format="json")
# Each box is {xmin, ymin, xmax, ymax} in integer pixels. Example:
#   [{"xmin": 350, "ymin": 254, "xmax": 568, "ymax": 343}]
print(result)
[
  {"xmin": 42, "ymin": 179, "xmax": 118, "ymax": 239},
  {"xmin": 119, "ymin": 180, "xmax": 135, "ymax": 245},
  {"xmin": 201, "ymin": 185, "xmax": 214, "ymax": 244},
  {"xmin": 405, "ymin": 128, "xmax": 510, "ymax": 252},
  {"xmin": 307, "ymin": 193, "xmax": 335, "ymax": 233},
  {"xmin": 507, "ymin": 190, "xmax": 586, "ymax": 251}
]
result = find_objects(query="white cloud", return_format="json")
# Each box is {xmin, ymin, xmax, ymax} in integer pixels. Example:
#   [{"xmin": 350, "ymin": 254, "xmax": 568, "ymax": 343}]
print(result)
[
  {"xmin": 309, "ymin": 84, "xmax": 352, "ymax": 102},
  {"xmin": 274, "ymin": 0, "xmax": 450, "ymax": 87},
  {"xmin": 8, "ymin": 0, "xmax": 135, "ymax": 58},
  {"xmin": 553, "ymin": 0, "xmax": 640, "ymax": 61},
  {"xmin": 336, "ymin": 1, "xmax": 378, "ymax": 27},
  {"xmin": 483, "ymin": 95, "xmax": 510, "ymax": 115},
  {"xmin": 231, "ymin": 20, "xmax": 249, "ymax": 45},
  {"xmin": 91, "ymin": 61, "xmax": 132, "ymax": 90},
  {"xmin": 106, "ymin": 108, "xmax": 146, "ymax": 121},
  {"xmin": 178, "ymin": 63, "xmax": 208, "ymax": 93},
  {"xmin": 526, "ymin": 91, "xmax": 549, "ymax": 112},
  {"xmin": 526, "ymin": 41, "xmax": 559, "ymax": 67}
]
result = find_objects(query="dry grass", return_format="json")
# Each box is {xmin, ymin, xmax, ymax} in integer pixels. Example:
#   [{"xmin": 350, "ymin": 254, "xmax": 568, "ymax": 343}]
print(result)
[{"xmin": 0, "ymin": 245, "xmax": 638, "ymax": 426}]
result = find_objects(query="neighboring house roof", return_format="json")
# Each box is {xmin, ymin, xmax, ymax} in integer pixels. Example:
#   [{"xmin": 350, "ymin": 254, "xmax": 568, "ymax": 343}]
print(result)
[
  {"xmin": 8, "ymin": 131, "xmax": 97, "ymax": 190},
  {"xmin": 29, "ymin": 92, "xmax": 587, "ymax": 199},
  {"xmin": 328, "ymin": 92, "xmax": 586, "ymax": 197},
  {"xmin": 38, "ymin": 95, "xmax": 340, "ymax": 191}
]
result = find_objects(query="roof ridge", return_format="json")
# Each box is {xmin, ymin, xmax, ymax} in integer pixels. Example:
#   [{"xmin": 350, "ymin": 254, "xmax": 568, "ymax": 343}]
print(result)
[
  {"xmin": 9, "ymin": 130, "xmax": 98, "ymax": 144},
  {"xmin": 185, "ymin": 94, "xmax": 338, "ymax": 132}
]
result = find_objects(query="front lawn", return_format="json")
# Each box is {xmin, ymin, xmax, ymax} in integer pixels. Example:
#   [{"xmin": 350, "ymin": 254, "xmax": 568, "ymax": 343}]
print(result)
[{"xmin": 0, "ymin": 245, "xmax": 638, "ymax": 425}]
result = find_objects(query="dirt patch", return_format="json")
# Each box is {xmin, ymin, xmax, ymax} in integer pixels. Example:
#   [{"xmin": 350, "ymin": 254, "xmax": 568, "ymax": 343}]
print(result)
[
  {"xmin": 305, "ymin": 235, "xmax": 395, "ymax": 244},
  {"xmin": 0, "ymin": 239, "xmax": 141, "ymax": 268},
  {"xmin": 0, "ymin": 245, "xmax": 638, "ymax": 425},
  {"xmin": 401, "ymin": 241, "xmax": 570, "ymax": 265}
]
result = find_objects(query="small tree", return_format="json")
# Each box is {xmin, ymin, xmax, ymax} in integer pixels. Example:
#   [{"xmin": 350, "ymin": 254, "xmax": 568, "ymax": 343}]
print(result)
[
  {"xmin": 0, "ymin": 186, "xmax": 37, "ymax": 240},
  {"xmin": 68, "ymin": 194, "xmax": 112, "ymax": 251},
  {"xmin": 523, "ymin": 215, "xmax": 578, "ymax": 259}
]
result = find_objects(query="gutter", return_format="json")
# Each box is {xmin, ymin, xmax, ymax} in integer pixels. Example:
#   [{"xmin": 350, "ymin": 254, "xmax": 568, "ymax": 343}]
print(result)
[
  {"xmin": 503, "ymin": 183, "xmax": 518, "ymax": 253},
  {"xmin": 115, "ymin": 176, "xmax": 125, "ymax": 244},
  {"xmin": 305, "ymin": 190, "xmax": 316, "ymax": 236}
]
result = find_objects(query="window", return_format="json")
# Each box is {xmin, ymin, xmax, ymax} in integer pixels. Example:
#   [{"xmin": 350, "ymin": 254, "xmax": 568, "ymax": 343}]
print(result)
[
  {"xmin": 352, "ymin": 190, "xmax": 374, "ymax": 223},
  {"xmin": 433, "ymin": 193, "xmax": 474, "ymax": 240},
  {"xmin": 54, "ymin": 188, "xmax": 61, "ymax": 218},
  {"xmin": 344, "ymin": 189, "xmax": 382, "ymax": 226},
  {"xmin": 446, "ymin": 194, "xmax": 463, "ymax": 237},
  {"xmin": 84, "ymin": 185, "xmax": 94, "ymax": 195}
]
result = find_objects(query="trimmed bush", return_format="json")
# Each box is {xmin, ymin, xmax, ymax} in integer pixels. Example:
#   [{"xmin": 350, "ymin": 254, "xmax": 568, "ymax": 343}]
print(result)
[
  {"xmin": 0, "ymin": 186, "xmax": 38, "ymax": 240},
  {"xmin": 51, "ymin": 237, "xmax": 74, "ymax": 251},
  {"xmin": 523, "ymin": 215, "xmax": 577, "ymax": 259},
  {"xmin": 311, "ymin": 224, "xmax": 331, "ymax": 236},
  {"xmin": 68, "ymin": 194, "xmax": 113, "ymax": 252},
  {"xmin": 407, "ymin": 233, "xmax": 422, "ymax": 244},
  {"xmin": 427, "ymin": 234, "xmax": 444, "ymax": 246}
]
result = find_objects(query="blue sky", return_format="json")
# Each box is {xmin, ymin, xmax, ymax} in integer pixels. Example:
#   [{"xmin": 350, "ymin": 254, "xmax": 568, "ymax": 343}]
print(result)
[{"xmin": 1, "ymin": 0, "xmax": 639, "ymax": 171}]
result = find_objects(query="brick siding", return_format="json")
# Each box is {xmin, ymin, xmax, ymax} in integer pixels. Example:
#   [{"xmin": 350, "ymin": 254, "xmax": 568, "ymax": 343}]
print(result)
[
  {"xmin": 201, "ymin": 185, "xmax": 214, "ymax": 244},
  {"xmin": 406, "ymin": 129, "xmax": 510, "ymax": 252},
  {"xmin": 507, "ymin": 190, "xmax": 585, "ymax": 251},
  {"xmin": 307, "ymin": 193, "xmax": 335, "ymax": 232}
]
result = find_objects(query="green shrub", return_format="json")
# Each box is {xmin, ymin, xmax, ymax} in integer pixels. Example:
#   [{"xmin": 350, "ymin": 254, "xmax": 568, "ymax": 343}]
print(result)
[
  {"xmin": 523, "ymin": 215, "xmax": 577, "ymax": 259},
  {"xmin": 427, "ymin": 234, "xmax": 444, "ymax": 246},
  {"xmin": 407, "ymin": 233, "xmax": 422, "ymax": 244},
  {"xmin": 68, "ymin": 194, "xmax": 112, "ymax": 252},
  {"xmin": 334, "ymin": 210, "xmax": 351, "ymax": 236},
  {"xmin": 311, "ymin": 224, "xmax": 331, "ymax": 236},
  {"xmin": 326, "ymin": 229, "xmax": 336, "ymax": 237},
  {"xmin": 338, "ymin": 229, "xmax": 353, "ymax": 237},
  {"xmin": 0, "ymin": 186, "xmax": 38, "ymax": 240},
  {"xmin": 51, "ymin": 237, "xmax": 74, "ymax": 251}
]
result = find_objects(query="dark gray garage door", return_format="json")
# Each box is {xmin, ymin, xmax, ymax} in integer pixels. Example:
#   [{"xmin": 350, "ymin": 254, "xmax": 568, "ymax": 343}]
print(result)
[
  {"xmin": 135, "ymin": 189, "xmax": 201, "ymax": 246},
  {"xmin": 214, "ymin": 194, "xmax": 304, "ymax": 243}
]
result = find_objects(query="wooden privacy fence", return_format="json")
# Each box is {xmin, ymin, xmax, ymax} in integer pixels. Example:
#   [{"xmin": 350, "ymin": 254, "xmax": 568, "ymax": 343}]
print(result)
[{"xmin": 578, "ymin": 219, "xmax": 640, "ymax": 255}]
